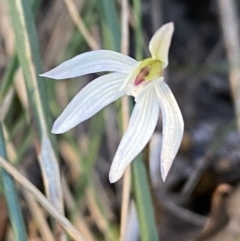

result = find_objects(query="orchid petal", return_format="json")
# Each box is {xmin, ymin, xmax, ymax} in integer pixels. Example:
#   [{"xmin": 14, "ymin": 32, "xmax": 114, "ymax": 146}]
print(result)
[
  {"xmin": 52, "ymin": 73, "xmax": 127, "ymax": 134},
  {"xmin": 149, "ymin": 22, "xmax": 174, "ymax": 68},
  {"xmin": 154, "ymin": 80, "xmax": 184, "ymax": 181},
  {"xmin": 40, "ymin": 50, "xmax": 138, "ymax": 79},
  {"xmin": 109, "ymin": 88, "xmax": 159, "ymax": 183}
]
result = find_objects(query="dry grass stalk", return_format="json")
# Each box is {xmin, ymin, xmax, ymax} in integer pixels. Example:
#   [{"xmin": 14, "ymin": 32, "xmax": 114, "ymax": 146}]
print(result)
[
  {"xmin": 218, "ymin": 0, "xmax": 240, "ymax": 131},
  {"xmin": 62, "ymin": 176, "xmax": 97, "ymax": 241},
  {"xmin": 23, "ymin": 189, "xmax": 55, "ymax": 241},
  {"xmin": 120, "ymin": 0, "xmax": 131, "ymax": 240},
  {"xmin": 63, "ymin": 0, "xmax": 100, "ymax": 50},
  {"xmin": 0, "ymin": 156, "xmax": 88, "ymax": 241}
]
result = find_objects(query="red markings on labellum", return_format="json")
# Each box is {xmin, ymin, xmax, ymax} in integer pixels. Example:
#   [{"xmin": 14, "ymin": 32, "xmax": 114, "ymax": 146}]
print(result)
[{"xmin": 134, "ymin": 66, "xmax": 150, "ymax": 86}]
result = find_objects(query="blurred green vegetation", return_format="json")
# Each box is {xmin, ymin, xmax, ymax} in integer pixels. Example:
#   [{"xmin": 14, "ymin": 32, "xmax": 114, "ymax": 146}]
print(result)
[{"xmin": 0, "ymin": 0, "xmax": 160, "ymax": 240}]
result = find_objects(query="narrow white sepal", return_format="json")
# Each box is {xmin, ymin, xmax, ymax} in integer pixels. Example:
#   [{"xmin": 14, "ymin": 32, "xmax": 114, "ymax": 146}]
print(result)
[
  {"xmin": 40, "ymin": 50, "xmax": 138, "ymax": 79},
  {"xmin": 154, "ymin": 80, "xmax": 184, "ymax": 181},
  {"xmin": 52, "ymin": 73, "xmax": 127, "ymax": 134},
  {"xmin": 109, "ymin": 88, "xmax": 159, "ymax": 183},
  {"xmin": 149, "ymin": 22, "xmax": 174, "ymax": 69}
]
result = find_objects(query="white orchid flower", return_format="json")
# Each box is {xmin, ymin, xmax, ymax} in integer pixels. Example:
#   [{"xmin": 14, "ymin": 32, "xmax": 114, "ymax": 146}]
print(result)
[{"xmin": 41, "ymin": 22, "xmax": 184, "ymax": 183}]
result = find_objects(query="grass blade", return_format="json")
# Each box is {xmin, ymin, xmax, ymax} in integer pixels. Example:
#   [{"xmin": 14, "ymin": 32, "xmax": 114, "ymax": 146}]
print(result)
[
  {"xmin": 0, "ymin": 124, "xmax": 28, "ymax": 241},
  {"xmin": 96, "ymin": 0, "xmax": 121, "ymax": 50},
  {"xmin": 8, "ymin": 0, "xmax": 64, "ymax": 236},
  {"xmin": 133, "ymin": 0, "xmax": 143, "ymax": 60},
  {"xmin": 0, "ymin": 52, "xmax": 18, "ymax": 103},
  {"xmin": 132, "ymin": 156, "xmax": 159, "ymax": 241}
]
